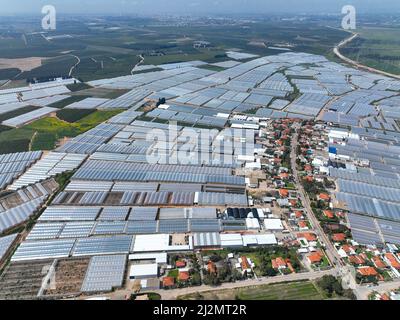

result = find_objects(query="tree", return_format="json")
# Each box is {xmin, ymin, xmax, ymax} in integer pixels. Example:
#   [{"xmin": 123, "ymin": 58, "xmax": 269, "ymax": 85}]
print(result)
[
  {"xmin": 157, "ymin": 97, "xmax": 166, "ymax": 106},
  {"xmin": 218, "ymin": 265, "xmax": 230, "ymax": 281},
  {"xmin": 260, "ymin": 262, "xmax": 277, "ymax": 277},
  {"xmin": 317, "ymin": 275, "xmax": 344, "ymax": 298},
  {"xmin": 209, "ymin": 254, "xmax": 222, "ymax": 263},
  {"xmin": 190, "ymin": 272, "xmax": 202, "ymax": 286},
  {"xmin": 203, "ymin": 273, "xmax": 220, "ymax": 286},
  {"xmin": 264, "ymin": 266, "xmax": 278, "ymax": 277},
  {"xmin": 343, "ymin": 289, "xmax": 357, "ymax": 300}
]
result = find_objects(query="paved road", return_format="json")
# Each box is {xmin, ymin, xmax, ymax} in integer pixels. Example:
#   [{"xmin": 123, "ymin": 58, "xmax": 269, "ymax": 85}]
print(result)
[
  {"xmin": 156, "ymin": 268, "xmax": 339, "ymax": 300},
  {"xmin": 356, "ymin": 278, "xmax": 400, "ymax": 300},
  {"xmin": 334, "ymin": 32, "xmax": 400, "ymax": 80},
  {"xmin": 131, "ymin": 55, "xmax": 145, "ymax": 75},
  {"xmin": 290, "ymin": 124, "xmax": 344, "ymax": 268},
  {"xmin": 68, "ymin": 54, "xmax": 81, "ymax": 77}
]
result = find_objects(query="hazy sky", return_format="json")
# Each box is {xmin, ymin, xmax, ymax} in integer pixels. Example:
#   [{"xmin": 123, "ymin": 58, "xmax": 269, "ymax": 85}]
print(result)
[{"xmin": 0, "ymin": 0, "xmax": 398, "ymax": 15}]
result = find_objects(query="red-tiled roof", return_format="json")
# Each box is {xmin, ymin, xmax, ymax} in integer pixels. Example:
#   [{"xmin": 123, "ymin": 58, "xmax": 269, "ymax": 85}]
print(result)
[
  {"xmin": 280, "ymin": 172, "xmax": 289, "ymax": 179},
  {"xmin": 295, "ymin": 211, "xmax": 303, "ymax": 218},
  {"xmin": 272, "ymin": 257, "xmax": 287, "ymax": 269},
  {"xmin": 349, "ymin": 255, "xmax": 365, "ymax": 265},
  {"xmin": 307, "ymin": 251, "xmax": 323, "ymax": 264},
  {"xmin": 297, "ymin": 232, "xmax": 317, "ymax": 242},
  {"xmin": 178, "ymin": 271, "xmax": 190, "ymax": 281},
  {"xmin": 341, "ymin": 244, "xmax": 355, "ymax": 254},
  {"xmin": 304, "ymin": 176, "xmax": 314, "ymax": 182},
  {"xmin": 380, "ymin": 293, "xmax": 390, "ymax": 301},
  {"xmin": 385, "ymin": 253, "xmax": 400, "ymax": 269},
  {"xmin": 332, "ymin": 233, "xmax": 346, "ymax": 242},
  {"xmin": 372, "ymin": 257, "xmax": 386, "ymax": 269},
  {"xmin": 176, "ymin": 260, "xmax": 186, "ymax": 268},
  {"xmin": 240, "ymin": 256, "xmax": 251, "ymax": 270},
  {"xmin": 207, "ymin": 261, "xmax": 217, "ymax": 274},
  {"xmin": 357, "ymin": 267, "xmax": 378, "ymax": 276},
  {"xmin": 279, "ymin": 189, "xmax": 289, "ymax": 198},
  {"xmin": 323, "ymin": 210, "xmax": 334, "ymax": 219},
  {"xmin": 298, "ymin": 221, "xmax": 308, "ymax": 228},
  {"xmin": 163, "ymin": 277, "xmax": 175, "ymax": 287},
  {"xmin": 304, "ymin": 165, "xmax": 313, "ymax": 171},
  {"xmin": 318, "ymin": 193, "xmax": 330, "ymax": 201}
]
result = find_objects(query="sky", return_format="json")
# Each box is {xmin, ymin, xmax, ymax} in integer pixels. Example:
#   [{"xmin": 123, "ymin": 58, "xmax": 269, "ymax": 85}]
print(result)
[{"xmin": 0, "ymin": 0, "xmax": 398, "ymax": 15}]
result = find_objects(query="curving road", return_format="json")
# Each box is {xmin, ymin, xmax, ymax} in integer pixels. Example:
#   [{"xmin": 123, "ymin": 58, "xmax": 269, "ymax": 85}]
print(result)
[
  {"xmin": 334, "ymin": 32, "xmax": 400, "ymax": 80},
  {"xmin": 68, "ymin": 54, "xmax": 81, "ymax": 77},
  {"xmin": 131, "ymin": 54, "xmax": 145, "ymax": 75}
]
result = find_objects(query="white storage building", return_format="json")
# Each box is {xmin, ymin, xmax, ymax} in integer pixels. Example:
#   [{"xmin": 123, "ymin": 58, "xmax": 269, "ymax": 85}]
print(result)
[
  {"xmin": 129, "ymin": 263, "xmax": 158, "ymax": 279},
  {"xmin": 264, "ymin": 219, "xmax": 284, "ymax": 231}
]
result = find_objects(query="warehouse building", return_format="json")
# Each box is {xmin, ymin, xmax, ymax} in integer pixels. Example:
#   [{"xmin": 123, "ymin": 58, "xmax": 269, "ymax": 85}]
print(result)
[{"xmin": 129, "ymin": 264, "xmax": 158, "ymax": 279}]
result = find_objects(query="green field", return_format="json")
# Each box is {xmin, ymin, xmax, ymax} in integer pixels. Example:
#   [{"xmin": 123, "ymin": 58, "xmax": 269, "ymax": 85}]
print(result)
[
  {"xmin": 178, "ymin": 281, "xmax": 326, "ymax": 300},
  {"xmin": 0, "ymin": 106, "xmax": 41, "ymax": 122},
  {"xmin": 48, "ymin": 95, "xmax": 91, "ymax": 109},
  {"xmin": 237, "ymin": 281, "xmax": 325, "ymax": 300},
  {"xmin": 56, "ymin": 109, "xmax": 96, "ymax": 123},
  {"xmin": 0, "ymin": 16, "xmax": 348, "ymax": 83},
  {"xmin": 341, "ymin": 27, "xmax": 400, "ymax": 75},
  {"xmin": 0, "ymin": 109, "xmax": 123, "ymax": 154}
]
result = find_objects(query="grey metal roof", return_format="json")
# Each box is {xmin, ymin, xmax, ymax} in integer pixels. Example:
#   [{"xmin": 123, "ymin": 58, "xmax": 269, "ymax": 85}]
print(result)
[
  {"xmin": 0, "ymin": 196, "xmax": 46, "ymax": 233},
  {"xmin": 72, "ymin": 235, "xmax": 133, "ymax": 257},
  {"xmin": 98, "ymin": 207, "xmax": 130, "ymax": 221},
  {"xmin": 128, "ymin": 207, "xmax": 158, "ymax": 221},
  {"xmin": 39, "ymin": 207, "xmax": 101, "ymax": 221},
  {"xmin": 125, "ymin": 220, "xmax": 158, "ymax": 234},
  {"xmin": 11, "ymin": 239, "xmax": 76, "ymax": 261},
  {"xmin": 158, "ymin": 219, "xmax": 189, "ymax": 233},
  {"xmin": 193, "ymin": 232, "xmax": 221, "ymax": 247},
  {"xmin": 81, "ymin": 254, "xmax": 127, "ymax": 293},
  {"xmin": 0, "ymin": 233, "xmax": 18, "ymax": 261}
]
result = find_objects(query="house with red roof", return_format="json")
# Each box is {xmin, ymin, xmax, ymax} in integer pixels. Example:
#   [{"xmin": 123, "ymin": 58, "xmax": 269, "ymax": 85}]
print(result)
[
  {"xmin": 318, "ymin": 193, "xmax": 330, "ymax": 201},
  {"xmin": 162, "ymin": 276, "xmax": 175, "ymax": 288},
  {"xmin": 384, "ymin": 253, "xmax": 400, "ymax": 270},
  {"xmin": 304, "ymin": 175, "xmax": 314, "ymax": 182},
  {"xmin": 178, "ymin": 271, "xmax": 190, "ymax": 282},
  {"xmin": 380, "ymin": 293, "xmax": 390, "ymax": 301},
  {"xmin": 297, "ymin": 232, "xmax": 317, "ymax": 242},
  {"xmin": 207, "ymin": 261, "xmax": 217, "ymax": 274},
  {"xmin": 349, "ymin": 255, "xmax": 365, "ymax": 265},
  {"xmin": 298, "ymin": 220, "xmax": 309, "ymax": 230},
  {"xmin": 279, "ymin": 189, "xmax": 289, "ymax": 198},
  {"xmin": 357, "ymin": 266, "xmax": 378, "ymax": 277},
  {"xmin": 279, "ymin": 172, "xmax": 289, "ymax": 180},
  {"xmin": 272, "ymin": 257, "xmax": 287, "ymax": 270},
  {"xmin": 304, "ymin": 164, "xmax": 313, "ymax": 172},
  {"xmin": 295, "ymin": 211, "xmax": 304, "ymax": 219},
  {"xmin": 372, "ymin": 257, "xmax": 387, "ymax": 269},
  {"xmin": 342, "ymin": 245, "xmax": 356, "ymax": 255},
  {"xmin": 307, "ymin": 251, "xmax": 323, "ymax": 264},
  {"xmin": 323, "ymin": 210, "xmax": 334, "ymax": 219},
  {"xmin": 331, "ymin": 233, "xmax": 346, "ymax": 242},
  {"xmin": 176, "ymin": 260, "xmax": 186, "ymax": 268},
  {"xmin": 239, "ymin": 256, "xmax": 252, "ymax": 273}
]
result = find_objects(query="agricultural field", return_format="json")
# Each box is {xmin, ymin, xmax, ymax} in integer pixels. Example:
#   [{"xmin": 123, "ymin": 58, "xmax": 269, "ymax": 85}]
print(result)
[
  {"xmin": 179, "ymin": 281, "xmax": 327, "ymax": 300},
  {"xmin": 0, "ymin": 16, "xmax": 349, "ymax": 84},
  {"xmin": 0, "ymin": 109, "xmax": 123, "ymax": 153},
  {"xmin": 0, "ymin": 106, "xmax": 41, "ymax": 123},
  {"xmin": 341, "ymin": 27, "xmax": 400, "ymax": 75},
  {"xmin": 56, "ymin": 109, "xmax": 95, "ymax": 123},
  {"xmin": 48, "ymin": 95, "xmax": 91, "ymax": 109}
]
